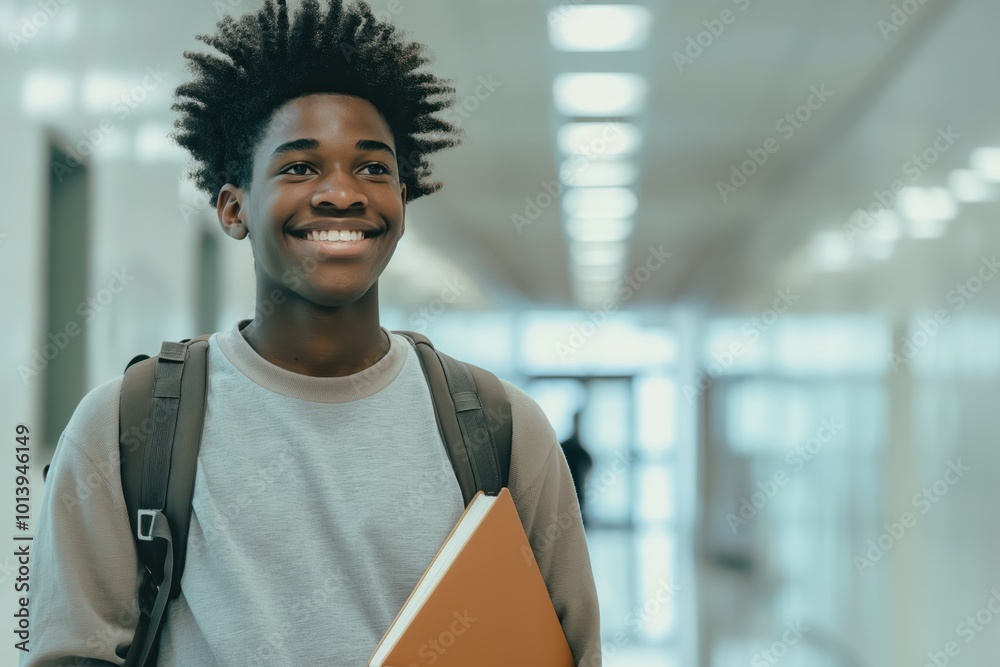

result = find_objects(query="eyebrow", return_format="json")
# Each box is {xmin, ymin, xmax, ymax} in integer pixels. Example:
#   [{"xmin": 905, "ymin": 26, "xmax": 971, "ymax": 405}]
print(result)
[{"xmin": 269, "ymin": 137, "xmax": 396, "ymax": 161}]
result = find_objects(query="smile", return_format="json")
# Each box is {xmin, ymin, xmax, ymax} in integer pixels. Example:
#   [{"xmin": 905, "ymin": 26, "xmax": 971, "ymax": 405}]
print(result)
[
  {"xmin": 302, "ymin": 229, "xmax": 370, "ymax": 242},
  {"xmin": 290, "ymin": 228, "xmax": 382, "ymax": 258}
]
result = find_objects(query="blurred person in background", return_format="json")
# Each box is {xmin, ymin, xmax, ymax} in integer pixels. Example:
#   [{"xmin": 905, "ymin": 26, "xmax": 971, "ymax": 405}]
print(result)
[{"xmin": 560, "ymin": 408, "xmax": 594, "ymax": 527}]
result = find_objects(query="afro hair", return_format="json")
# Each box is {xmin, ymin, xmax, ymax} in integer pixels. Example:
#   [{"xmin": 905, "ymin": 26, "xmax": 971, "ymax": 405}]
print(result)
[{"xmin": 170, "ymin": 0, "xmax": 462, "ymax": 207}]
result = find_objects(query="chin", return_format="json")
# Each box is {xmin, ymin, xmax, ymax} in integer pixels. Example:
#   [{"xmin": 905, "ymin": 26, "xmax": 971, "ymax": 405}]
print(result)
[{"xmin": 301, "ymin": 282, "xmax": 375, "ymax": 308}]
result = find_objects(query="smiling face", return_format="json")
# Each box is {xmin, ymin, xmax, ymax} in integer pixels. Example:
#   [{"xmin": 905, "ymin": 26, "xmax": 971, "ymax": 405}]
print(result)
[{"xmin": 217, "ymin": 93, "xmax": 407, "ymax": 308}]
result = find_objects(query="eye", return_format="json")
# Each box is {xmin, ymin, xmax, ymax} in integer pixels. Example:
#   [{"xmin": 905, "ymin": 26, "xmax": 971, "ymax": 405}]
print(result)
[
  {"xmin": 281, "ymin": 163, "xmax": 314, "ymax": 176},
  {"xmin": 360, "ymin": 163, "xmax": 391, "ymax": 176}
]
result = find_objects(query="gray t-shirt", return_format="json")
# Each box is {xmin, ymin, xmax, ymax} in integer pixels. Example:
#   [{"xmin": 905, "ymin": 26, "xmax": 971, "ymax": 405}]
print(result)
[{"xmin": 22, "ymin": 322, "xmax": 602, "ymax": 666}]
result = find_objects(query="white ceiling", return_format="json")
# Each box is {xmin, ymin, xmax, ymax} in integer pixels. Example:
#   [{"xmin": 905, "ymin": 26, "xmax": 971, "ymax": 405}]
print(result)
[{"xmin": 3, "ymin": 0, "xmax": 997, "ymax": 315}]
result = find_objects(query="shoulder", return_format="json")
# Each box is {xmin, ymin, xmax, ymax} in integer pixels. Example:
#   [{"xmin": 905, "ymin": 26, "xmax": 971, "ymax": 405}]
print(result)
[
  {"xmin": 498, "ymin": 379, "xmax": 562, "ymax": 481},
  {"xmin": 52, "ymin": 374, "xmax": 123, "ymax": 478},
  {"xmin": 62, "ymin": 374, "xmax": 123, "ymax": 449},
  {"xmin": 498, "ymin": 379, "xmax": 556, "ymax": 440}
]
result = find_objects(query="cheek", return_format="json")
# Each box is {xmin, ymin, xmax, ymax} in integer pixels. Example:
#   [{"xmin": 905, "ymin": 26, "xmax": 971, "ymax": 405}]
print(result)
[
  {"xmin": 382, "ymin": 195, "xmax": 406, "ymax": 225},
  {"xmin": 246, "ymin": 191, "xmax": 293, "ymax": 264}
]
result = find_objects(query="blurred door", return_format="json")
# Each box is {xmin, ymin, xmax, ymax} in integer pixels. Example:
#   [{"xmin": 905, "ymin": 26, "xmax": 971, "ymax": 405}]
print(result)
[{"xmin": 41, "ymin": 140, "xmax": 90, "ymax": 450}]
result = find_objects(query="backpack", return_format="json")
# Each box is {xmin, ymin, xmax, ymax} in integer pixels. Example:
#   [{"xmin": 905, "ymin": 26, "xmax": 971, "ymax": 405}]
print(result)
[{"xmin": 115, "ymin": 330, "xmax": 513, "ymax": 667}]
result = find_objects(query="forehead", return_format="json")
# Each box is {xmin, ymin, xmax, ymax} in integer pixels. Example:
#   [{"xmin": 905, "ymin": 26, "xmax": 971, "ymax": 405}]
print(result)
[{"xmin": 257, "ymin": 93, "xmax": 395, "ymax": 154}]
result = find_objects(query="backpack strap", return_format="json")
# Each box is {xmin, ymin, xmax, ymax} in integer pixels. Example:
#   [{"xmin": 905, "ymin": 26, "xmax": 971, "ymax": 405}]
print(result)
[
  {"xmin": 393, "ymin": 330, "xmax": 512, "ymax": 505},
  {"xmin": 119, "ymin": 336, "xmax": 210, "ymax": 666}
]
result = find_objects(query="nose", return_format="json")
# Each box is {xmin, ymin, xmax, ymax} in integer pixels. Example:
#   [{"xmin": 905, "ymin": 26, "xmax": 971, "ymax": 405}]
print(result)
[{"xmin": 310, "ymin": 168, "xmax": 368, "ymax": 210}]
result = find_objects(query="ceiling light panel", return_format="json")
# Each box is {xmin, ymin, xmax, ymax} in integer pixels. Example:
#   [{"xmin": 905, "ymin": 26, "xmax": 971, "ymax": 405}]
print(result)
[
  {"xmin": 554, "ymin": 73, "xmax": 648, "ymax": 116},
  {"xmin": 547, "ymin": 5, "xmax": 654, "ymax": 51}
]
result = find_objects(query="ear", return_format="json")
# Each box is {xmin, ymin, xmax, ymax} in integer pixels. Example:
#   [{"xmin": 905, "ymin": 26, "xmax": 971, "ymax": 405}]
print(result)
[
  {"xmin": 216, "ymin": 184, "xmax": 249, "ymax": 240},
  {"xmin": 399, "ymin": 182, "xmax": 407, "ymax": 238}
]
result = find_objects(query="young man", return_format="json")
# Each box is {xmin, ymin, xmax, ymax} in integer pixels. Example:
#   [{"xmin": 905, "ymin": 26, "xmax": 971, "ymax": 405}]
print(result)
[{"xmin": 24, "ymin": 1, "xmax": 602, "ymax": 665}]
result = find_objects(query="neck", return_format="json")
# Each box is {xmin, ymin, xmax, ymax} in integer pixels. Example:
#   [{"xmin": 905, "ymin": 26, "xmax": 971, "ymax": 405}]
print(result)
[{"xmin": 241, "ymin": 283, "xmax": 390, "ymax": 377}]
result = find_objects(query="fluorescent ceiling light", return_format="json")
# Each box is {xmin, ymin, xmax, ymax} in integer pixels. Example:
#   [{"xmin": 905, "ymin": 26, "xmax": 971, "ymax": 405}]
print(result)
[
  {"xmin": 573, "ymin": 280, "xmax": 619, "ymax": 298},
  {"xmin": 971, "ymin": 147, "xmax": 1000, "ymax": 182},
  {"xmin": 906, "ymin": 218, "xmax": 947, "ymax": 239},
  {"xmin": 561, "ymin": 159, "xmax": 637, "ymax": 187},
  {"xmin": 548, "ymin": 5, "xmax": 653, "ymax": 51},
  {"xmin": 868, "ymin": 211, "xmax": 903, "ymax": 242},
  {"xmin": 554, "ymin": 73, "xmax": 647, "ymax": 116},
  {"xmin": 574, "ymin": 291, "xmax": 618, "ymax": 308},
  {"xmin": 571, "ymin": 240, "xmax": 629, "ymax": 265},
  {"xmin": 558, "ymin": 122, "xmax": 641, "ymax": 157},
  {"xmin": 571, "ymin": 261, "xmax": 627, "ymax": 282},
  {"xmin": 861, "ymin": 239, "xmax": 894, "ymax": 261},
  {"xmin": 82, "ymin": 72, "xmax": 129, "ymax": 113},
  {"xmin": 897, "ymin": 187, "xmax": 957, "ymax": 223},
  {"xmin": 135, "ymin": 123, "xmax": 186, "ymax": 162},
  {"xmin": 563, "ymin": 187, "xmax": 639, "ymax": 219},
  {"xmin": 574, "ymin": 272, "xmax": 620, "ymax": 284},
  {"xmin": 565, "ymin": 217, "xmax": 634, "ymax": 242},
  {"xmin": 95, "ymin": 130, "xmax": 130, "ymax": 160},
  {"xmin": 21, "ymin": 71, "xmax": 74, "ymax": 114},
  {"xmin": 811, "ymin": 230, "xmax": 853, "ymax": 272},
  {"xmin": 949, "ymin": 168, "xmax": 996, "ymax": 202}
]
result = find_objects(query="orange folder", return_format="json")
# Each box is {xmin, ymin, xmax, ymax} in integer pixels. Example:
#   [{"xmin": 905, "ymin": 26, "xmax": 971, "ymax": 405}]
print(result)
[{"xmin": 368, "ymin": 487, "xmax": 576, "ymax": 667}]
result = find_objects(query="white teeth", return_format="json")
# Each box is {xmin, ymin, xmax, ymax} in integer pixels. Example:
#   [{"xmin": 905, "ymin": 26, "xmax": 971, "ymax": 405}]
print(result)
[{"xmin": 305, "ymin": 230, "xmax": 365, "ymax": 242}]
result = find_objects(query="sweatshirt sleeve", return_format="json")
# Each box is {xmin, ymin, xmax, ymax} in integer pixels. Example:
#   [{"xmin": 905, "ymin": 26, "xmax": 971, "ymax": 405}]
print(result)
[
  {"xmin": 21, "ymin": 376, "xmax": 141, "ymax": 667},
  {"xmin": 502, "ymin": 380, "xmax": 602, "ymax": 667}
]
